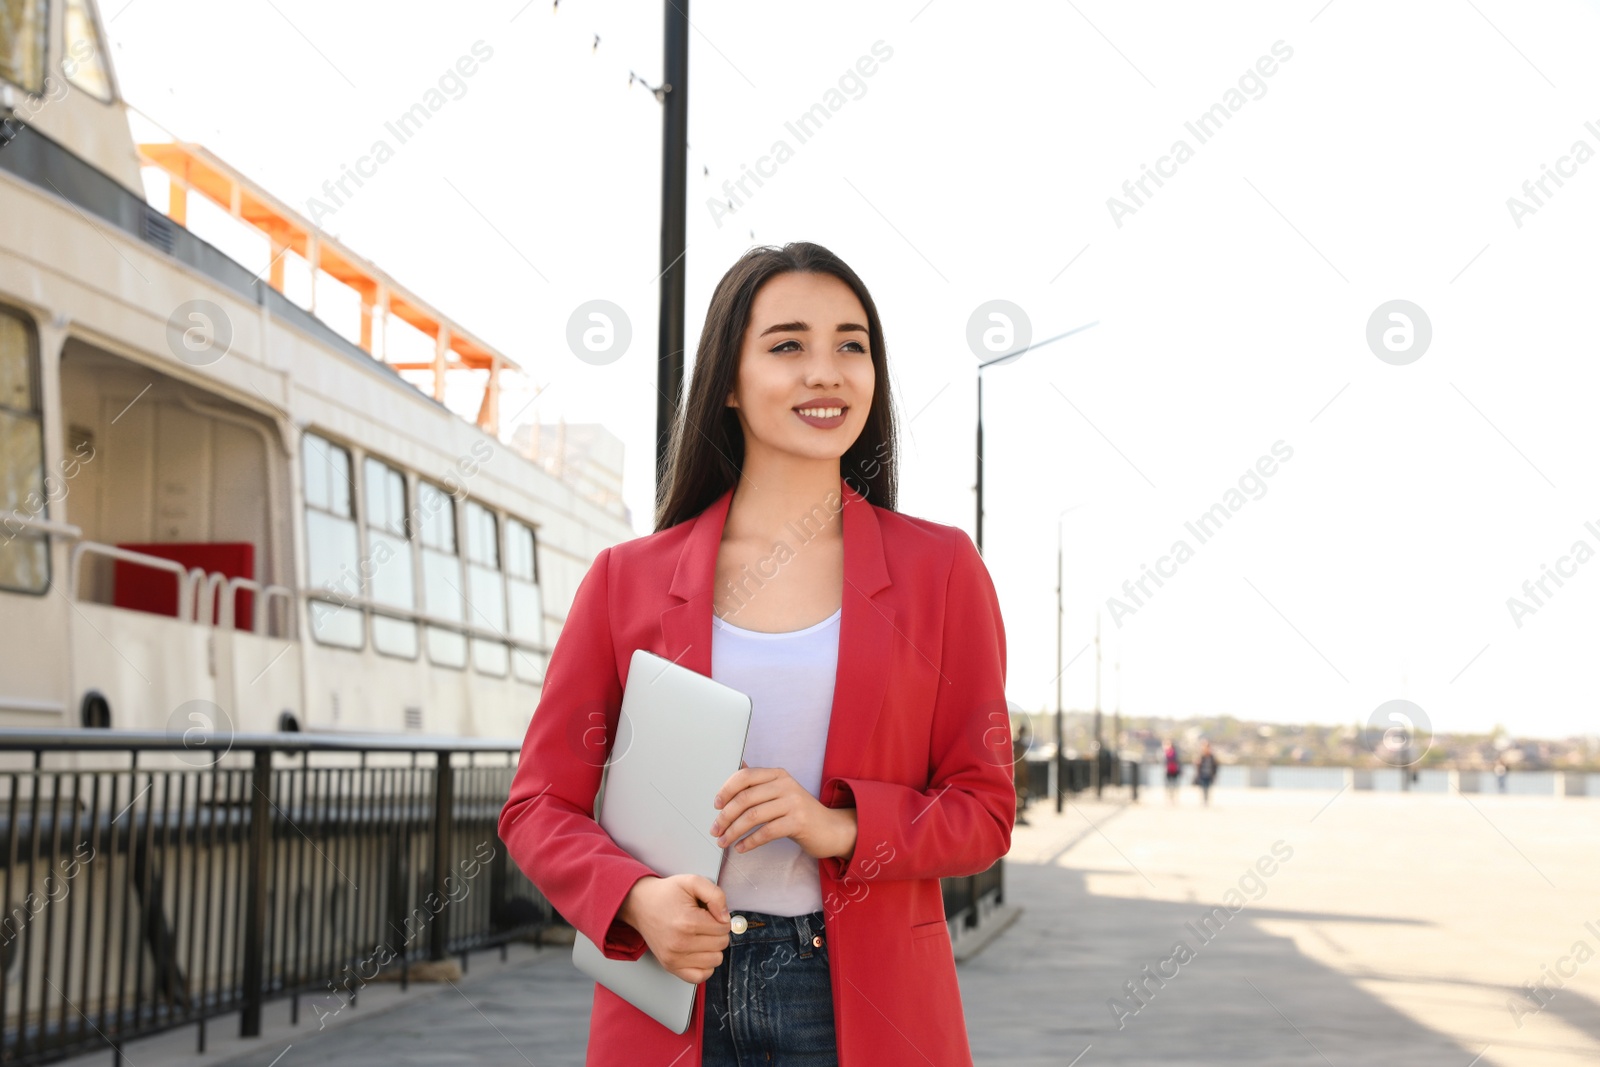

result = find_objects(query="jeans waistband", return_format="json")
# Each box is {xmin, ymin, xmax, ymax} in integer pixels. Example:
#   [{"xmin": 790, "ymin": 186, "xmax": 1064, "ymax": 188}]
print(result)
[{"xmin": 723, "ymin": 908, "xmax": 828, "ymax": 954}]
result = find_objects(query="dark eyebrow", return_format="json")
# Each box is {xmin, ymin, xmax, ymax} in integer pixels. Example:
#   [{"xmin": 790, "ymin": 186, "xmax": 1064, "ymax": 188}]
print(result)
[{"xmin": 758, "ymin": 320, "xmax": 869, "ymax": 337}]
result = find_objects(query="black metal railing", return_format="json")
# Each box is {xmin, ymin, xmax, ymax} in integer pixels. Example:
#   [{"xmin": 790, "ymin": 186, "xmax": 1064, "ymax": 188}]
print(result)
[
  {"xmin": 941, "ymin": 858, "xmax": 1005, "ymax": 935},
  {"xmin": 0, "ymin": 730, "xmax": 551, "ymax": 1066},
  {"xmin": 1022, "ymin": 756, "xmax": 1142, "ymax": 806}
]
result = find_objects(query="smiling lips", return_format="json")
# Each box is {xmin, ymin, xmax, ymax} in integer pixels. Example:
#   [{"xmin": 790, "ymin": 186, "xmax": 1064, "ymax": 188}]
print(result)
[{"xmin": 794, "ymin": 399, "xmax": 848, "ymax": 428}]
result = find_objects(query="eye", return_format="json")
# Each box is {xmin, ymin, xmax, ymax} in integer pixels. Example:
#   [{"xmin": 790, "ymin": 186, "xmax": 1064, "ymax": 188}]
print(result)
[{"xmin": 769, "ymin": 339, "xmax": 869, "ymax": 354}]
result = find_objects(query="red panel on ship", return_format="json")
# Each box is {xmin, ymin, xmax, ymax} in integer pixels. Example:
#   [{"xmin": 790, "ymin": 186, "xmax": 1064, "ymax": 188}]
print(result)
[{"xmin": 112, "ymin": 543, "xmax": 256, "ymax": 631}]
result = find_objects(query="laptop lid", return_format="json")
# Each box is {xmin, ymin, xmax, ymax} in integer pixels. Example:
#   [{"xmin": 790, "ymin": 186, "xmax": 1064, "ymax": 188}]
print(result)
[{"xmin": 571, "ymin": 648, "xmax": 752, "ymax": 1034}]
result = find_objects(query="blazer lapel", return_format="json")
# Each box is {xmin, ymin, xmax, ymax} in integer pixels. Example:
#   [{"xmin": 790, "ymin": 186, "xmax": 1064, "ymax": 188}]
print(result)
[{"xmin": 657, "ymin": 475, "xmax": 895, "ymax": 790}]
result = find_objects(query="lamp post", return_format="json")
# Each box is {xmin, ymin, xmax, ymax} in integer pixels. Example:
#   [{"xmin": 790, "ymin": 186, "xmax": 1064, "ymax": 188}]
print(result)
[
  {"xmin": 1055, "ymin": 502, "xmax": 1087, "ymax": 812},
  {"xmin": 974, "ymin": 321, "xmax": 1097, "ymax": 555},
  {"xmin": 655, "ymin": 0, "xmax": 689, "ymax": 488},
  {"xmin": 1114, "ymin": 653, "xmax": 1122, "ymax": 768},
  {"xmin": 1093, "ymin": 610, "xmax": 1106, "ymax": 798}
]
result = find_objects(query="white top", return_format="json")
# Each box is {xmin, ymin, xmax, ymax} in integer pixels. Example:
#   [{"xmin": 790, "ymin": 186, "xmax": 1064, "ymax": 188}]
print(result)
[{"xmin": 710, "ymin": 605, "xmax": 842, "ymax": 916}]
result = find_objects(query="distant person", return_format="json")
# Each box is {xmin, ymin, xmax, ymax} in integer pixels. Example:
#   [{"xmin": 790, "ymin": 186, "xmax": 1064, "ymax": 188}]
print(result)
[
  {"xmin": 1195, "ymin": 742, "xmax": 1218, "ymax": 806},
  {"xmin": 1162, "ymin": 738, "xmax": 1181, "ymax": 805},
  {"xmin": 1013, "ymin": 722, "xmax": 1031, "ymax": 826},
  {"xmin": 1495, "ymin": 760, "xmax": 1509, "ymax": 794}
]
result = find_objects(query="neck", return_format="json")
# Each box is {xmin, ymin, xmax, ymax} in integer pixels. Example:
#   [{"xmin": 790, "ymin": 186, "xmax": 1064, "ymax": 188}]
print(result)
[{"xmin": 723, "ymin": 455, "xmax": 845, "ymax": 546}]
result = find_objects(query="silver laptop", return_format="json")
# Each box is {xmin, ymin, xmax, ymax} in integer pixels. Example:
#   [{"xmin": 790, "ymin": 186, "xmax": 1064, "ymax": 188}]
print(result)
[{"xmin": 571, "ymin": 648, "xmax": 752, "ymax": 1034}]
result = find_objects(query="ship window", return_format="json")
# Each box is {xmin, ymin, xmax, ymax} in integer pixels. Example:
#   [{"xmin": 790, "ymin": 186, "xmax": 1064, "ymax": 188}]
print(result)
[
  {"xmin": 464, "ymin": 501, "xmax": 506, "ymax": 677},
  {"xmin": 302, "ymin": 432, "xmax": 362, "ymax": 649},
  {"xmin": 61, "ymin": 0, "xmax": 110, "ymax": 102},
  {"xmin": 363, "ymin": 457, "xmax": 417, "ymax": 659},
  {"xmin": 418, "ymin": 480, "xmax": 465, "ymax": 669},
  {"xmin": 506, "ymin": 518, "xmax": 543, "ymax": 683},
  {"xmin": 0, "ymin": 0, "xmax": 48, "ymax": 94},
  {"xmin": 0, "ymin": 308, "xmax": 47, "ymax": 595}
]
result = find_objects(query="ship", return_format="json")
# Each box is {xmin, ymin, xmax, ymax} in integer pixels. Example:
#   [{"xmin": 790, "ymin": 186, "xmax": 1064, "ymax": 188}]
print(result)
[{"xmin": 0, "ymin": 0, "xmax": 634, "ymax": 741}]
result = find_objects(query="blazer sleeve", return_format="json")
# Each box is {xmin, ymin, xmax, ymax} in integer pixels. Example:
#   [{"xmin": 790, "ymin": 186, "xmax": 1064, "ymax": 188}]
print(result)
[
  {"xmin": 497, "ymin": 545, "xmax": 659, "ymax": 961},
  {"xmin": 818, "ymin": 529, "xmax": 1015, "ymax": 883}
]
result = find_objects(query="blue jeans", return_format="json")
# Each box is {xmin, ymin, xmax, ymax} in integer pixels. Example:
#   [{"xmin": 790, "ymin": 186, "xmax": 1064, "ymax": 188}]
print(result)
[{"xmin": 700, "ymin": 908, "xmax": 838, "ymax": 1066}]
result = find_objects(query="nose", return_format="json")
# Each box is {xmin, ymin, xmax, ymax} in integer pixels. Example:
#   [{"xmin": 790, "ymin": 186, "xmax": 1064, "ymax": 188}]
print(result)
[{"xmin": 803, "ymin": 349, "xmax": 844, "ymax": 388}]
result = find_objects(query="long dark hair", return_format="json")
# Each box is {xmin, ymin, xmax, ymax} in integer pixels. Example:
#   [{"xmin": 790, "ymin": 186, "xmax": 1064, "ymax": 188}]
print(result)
[{"xmin": 654, "ymin": 242, "xmax": 899, "ymax": 532}]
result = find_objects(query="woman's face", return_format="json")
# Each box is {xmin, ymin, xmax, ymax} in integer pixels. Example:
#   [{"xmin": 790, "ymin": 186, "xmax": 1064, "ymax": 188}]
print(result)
[{"xmin": 725, "ymin": 271, "xmax": 875, "ymax": 466}]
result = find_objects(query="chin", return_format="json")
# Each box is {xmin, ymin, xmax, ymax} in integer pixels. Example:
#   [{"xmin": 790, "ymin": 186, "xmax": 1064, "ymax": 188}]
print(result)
[{"xmin": 778, "ymin": 438, "xmax": 850, "ymax": 461}]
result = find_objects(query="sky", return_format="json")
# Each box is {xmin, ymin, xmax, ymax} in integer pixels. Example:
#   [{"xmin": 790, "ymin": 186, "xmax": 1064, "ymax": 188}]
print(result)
[{"xmin": 102, "ymin": 0, "xmax": 1600, "ymax": 740}]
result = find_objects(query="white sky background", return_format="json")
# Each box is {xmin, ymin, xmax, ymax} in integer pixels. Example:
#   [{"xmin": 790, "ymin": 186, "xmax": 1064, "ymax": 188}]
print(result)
[{"xmin": 102, "ymin": 0, "xmax": 1600, "ymax": 740}]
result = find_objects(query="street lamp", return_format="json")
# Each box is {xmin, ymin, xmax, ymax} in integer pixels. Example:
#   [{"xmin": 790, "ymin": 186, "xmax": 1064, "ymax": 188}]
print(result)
[
  {"xmin": 975, "ymin": 320, "xmax": 1098, "ymax": 554},
  {"xmin": 1055, "ymin": 502, "xmax": 1087, "ymax": 812},
  {"xmin": 655, "ymin": 0, "xmax": 689, "ymax": 490}
]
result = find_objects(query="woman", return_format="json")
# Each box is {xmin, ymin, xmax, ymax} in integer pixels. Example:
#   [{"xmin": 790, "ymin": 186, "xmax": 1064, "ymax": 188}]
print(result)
[
  {"xmin": 498, "ymin": 242, "xmax": 1015, "ymax": 1065},
  {"xmin": 1195, "ymin": 741, "xmax": 1218, "ymax": 806},
  {"xmin": 1162, "ymin": 738, "xmax": 1181, "ymax": 805}
]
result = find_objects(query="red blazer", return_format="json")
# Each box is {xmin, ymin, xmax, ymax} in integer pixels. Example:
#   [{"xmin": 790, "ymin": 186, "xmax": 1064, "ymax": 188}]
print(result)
[{"xmin": 498, "ymin": 474, "xmax": 1014, "ymax": 1066}]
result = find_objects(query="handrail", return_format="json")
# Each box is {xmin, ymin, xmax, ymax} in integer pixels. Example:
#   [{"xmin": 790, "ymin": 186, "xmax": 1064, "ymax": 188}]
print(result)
[
  {"xmin": 64, "ymin": 539, "xmax": 547, "ymax": 654},
  {"xmin": 0, "ymin": 727, "xmax": 522, "ymax": 752},
  {"xmin": 223, "ymin": 576, "xmax": 296, "ymax": 637},
  {"xmin": 193, "ymin": 566, "xmax": 227, "ymax": 625},
  {"xmin": 1, "ymin": 511, "xmax": 83, "ymax": 539},
  {"xmin": 0, "ymin": 733, "xmax": 549, "ymax": 1059},
  {"xmin": 69, "ymin": 540, "xmax": 192, "ymax": 620}
]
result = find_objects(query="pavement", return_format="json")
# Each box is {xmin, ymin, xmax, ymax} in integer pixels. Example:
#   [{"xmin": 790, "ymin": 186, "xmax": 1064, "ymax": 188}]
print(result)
[
  {"xmin": 60, "ymin": 786, "xmax": 1600, "ymax": 1066},
  {"xmin": 967, "ymin": 786, "xmax": 1600, "ymax": 1066}
]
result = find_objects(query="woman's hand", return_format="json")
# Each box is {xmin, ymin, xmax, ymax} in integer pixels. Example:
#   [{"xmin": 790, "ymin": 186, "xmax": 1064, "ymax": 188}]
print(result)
[
  {"xmin": 618, "ymin": 874, "xmax": 732, "ymax": 985},
  {"xmin": 710, "ymin": 763, "xmax": 858, "ymax": 861}
]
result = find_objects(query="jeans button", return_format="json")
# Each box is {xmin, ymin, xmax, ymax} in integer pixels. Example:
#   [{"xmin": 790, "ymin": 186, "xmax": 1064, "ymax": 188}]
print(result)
[
  {"xmin": 730, "ymin": 914, "xmax": 748, "ymax": 934},
  {"xmin": 812, "ymin": 934, "xmax": 823, "ymax": 947}
]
